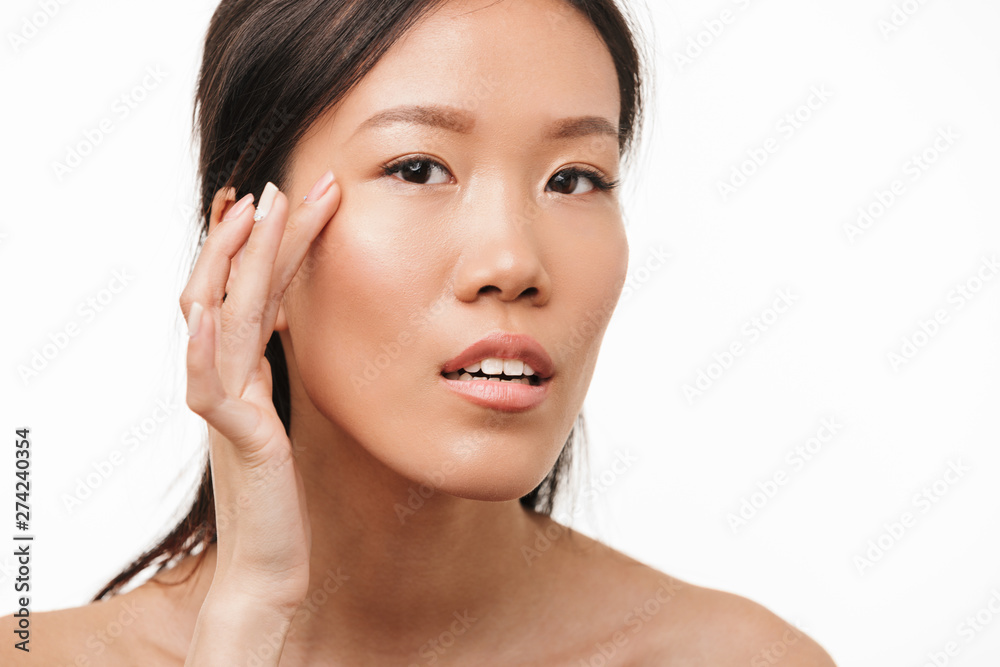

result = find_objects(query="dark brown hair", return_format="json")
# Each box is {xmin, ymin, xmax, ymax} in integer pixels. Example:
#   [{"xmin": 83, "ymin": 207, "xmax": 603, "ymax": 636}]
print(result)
[{"xmin": 94, "ymin": 0, "xmax": 648, "ymax": 601}]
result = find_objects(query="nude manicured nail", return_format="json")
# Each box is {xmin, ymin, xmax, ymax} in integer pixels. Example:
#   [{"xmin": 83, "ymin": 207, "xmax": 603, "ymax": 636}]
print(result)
[
  {"xmin": 187, "ymin": 301, "xmax": 203, "ymax": 337},
  {"xmin": 304, "ymin": 170, "xmax": 335, "ymax": 203},
  {"xmin": 223, "ymin": 193, "xmax": 254, "ymax": 221},
  {"xmin": 254, "ymin": 182, "xmax": 279, "ymax": 222}
]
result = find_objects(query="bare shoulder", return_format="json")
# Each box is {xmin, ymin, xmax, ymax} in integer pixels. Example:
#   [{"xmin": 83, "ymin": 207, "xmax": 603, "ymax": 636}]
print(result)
[
  {"xmin": 0, "ymin": 585, "xmax": 182, "ymax": 666},
  {"xmin": 541, "ymin": 520, "xmax": 836, "ymax": 666},
  {"xmin": 647, "ymin": 580, "xmax": 836, "ymax": 666},
  {"xmin": 618, "ymin": 565, "xmax": 838, "ymax": 666}
]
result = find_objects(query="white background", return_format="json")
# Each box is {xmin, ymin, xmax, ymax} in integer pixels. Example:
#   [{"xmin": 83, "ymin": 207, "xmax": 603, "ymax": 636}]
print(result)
[{"xmin": 3, "ymin": 0, "xmax": 999, "ymax": 665}]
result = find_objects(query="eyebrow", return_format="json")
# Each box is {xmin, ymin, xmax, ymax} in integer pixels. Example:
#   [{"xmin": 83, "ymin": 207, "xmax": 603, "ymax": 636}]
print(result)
[{"xmin": 351, "ymin": 104, "xmax": 620, "ymax": 141}]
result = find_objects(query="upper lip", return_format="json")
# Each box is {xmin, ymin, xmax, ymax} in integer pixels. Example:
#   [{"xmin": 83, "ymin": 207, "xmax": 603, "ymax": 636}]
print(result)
[{"xmin": 442, "ymin": 331, "xmax": 555, "ymax": 379}]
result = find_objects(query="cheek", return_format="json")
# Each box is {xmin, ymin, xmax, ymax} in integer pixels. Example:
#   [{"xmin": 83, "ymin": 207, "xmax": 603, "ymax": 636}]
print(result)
[
  {"xmin": 545, "ymin": 216, "xmax": 629, "ymax": 381},
  {"xmin": 287, "ymin": 194, "xmax": 441, "ymax": 389}
]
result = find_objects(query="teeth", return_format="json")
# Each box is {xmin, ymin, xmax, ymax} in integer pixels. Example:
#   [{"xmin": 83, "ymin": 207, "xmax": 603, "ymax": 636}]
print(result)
[
  {"xmin": 445, "ymin": 357, "xmax": 541, "ymax": 382},
  {"xmin": 503, "ymin": 359, "xmax": 524, "ymax": 376},
  {"xmin": 480, "ymin": 358, "xmax": 504, "ymax": 375},
  {"xmin": 445, "ymin": 370, "xmax": 531, "ymax": 385},
  {"xmin": 459, "ymin": 357, "xmax": 537, "ymax": 377}
]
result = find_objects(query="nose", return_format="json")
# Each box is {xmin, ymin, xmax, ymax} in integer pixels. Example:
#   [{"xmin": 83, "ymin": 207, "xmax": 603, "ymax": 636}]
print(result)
[{"xmin": 452, "ymin": 184, "xmax": 552, "ymax": 307}]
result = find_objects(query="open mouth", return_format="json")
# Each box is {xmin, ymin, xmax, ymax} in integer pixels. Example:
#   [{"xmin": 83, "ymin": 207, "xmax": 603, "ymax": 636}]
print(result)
[
  {"xmin": 439, "ymin": 357, "xmax": 552, "ymax": 412},
  {"xmin": 440, "ymin": 367, "xmax": 544, "ymax": 387}
]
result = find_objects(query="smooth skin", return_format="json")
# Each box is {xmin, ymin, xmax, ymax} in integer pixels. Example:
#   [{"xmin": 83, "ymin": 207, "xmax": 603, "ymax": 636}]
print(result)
[{"xmin": 4, "ymin": 0, "xmax": 836, "ymax": 664}]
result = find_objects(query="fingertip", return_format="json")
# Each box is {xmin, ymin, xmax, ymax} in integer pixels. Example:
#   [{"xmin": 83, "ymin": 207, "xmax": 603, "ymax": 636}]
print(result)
[
  {"xmin": 303, "ymin": 170, "xmax": 336, "ymax": 204},
  {"xmin": 187, "ymin": 301, "xmax": 204, "ymax": 338}
]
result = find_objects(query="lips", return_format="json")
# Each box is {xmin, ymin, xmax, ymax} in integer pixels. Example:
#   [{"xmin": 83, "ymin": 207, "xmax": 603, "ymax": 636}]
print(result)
[{"xmin": 441, "ymin": 331, "xmax": 555, "ymax": 379}]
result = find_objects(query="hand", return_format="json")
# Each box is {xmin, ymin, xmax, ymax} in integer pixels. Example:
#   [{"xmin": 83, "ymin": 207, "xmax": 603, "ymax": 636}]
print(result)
[{"xmin": 179, "ymin": 171, "xmax": 340, "ymax": 611}]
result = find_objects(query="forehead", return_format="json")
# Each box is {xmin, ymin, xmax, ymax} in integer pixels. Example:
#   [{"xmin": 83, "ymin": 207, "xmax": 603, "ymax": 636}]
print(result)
[{"xmin": 298, "ymin": 0, "xmax": 620, "ymax": 149}]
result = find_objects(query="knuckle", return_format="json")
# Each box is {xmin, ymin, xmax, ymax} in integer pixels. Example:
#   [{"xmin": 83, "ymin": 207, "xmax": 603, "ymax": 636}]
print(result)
[
  {"xmin": 185, "ymin": 389, "xmax": 213, "ymax": 418},
  {"xmin": 241, "ymin": 239, "xmax": 265, "ymax": 263},
  {"xmin": 220, "ymin": 302, "xmax": 263, "ymax": 338},
  {"xmin": 266, "ymin": 288, "xmax": 286, "ymax": 310}
]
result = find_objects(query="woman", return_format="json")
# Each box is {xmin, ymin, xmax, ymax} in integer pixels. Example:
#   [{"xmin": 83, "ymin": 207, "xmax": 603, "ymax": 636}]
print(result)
[{"xmin": 7, "ymin": 0, "xmax": 836, "ymax": 663}]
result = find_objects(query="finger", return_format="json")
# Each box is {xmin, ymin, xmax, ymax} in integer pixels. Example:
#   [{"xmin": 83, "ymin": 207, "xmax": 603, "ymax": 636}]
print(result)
[
  {"xmin": 263, "ymin": 171, "xmax": 341, "ymax": 329},
  {"xmin": 179, "ymin": 191, "xmax": 256, "ymax": 320},
  {"xmin": 185, "ymin": 301, "xmax": 260, "ymax": 447},
  {"xmin": 225, "ymin": 245, "xmax": 246, "ymax": 299},
  {"xmin": 222, "ymin": 182, "xmax": 288, "ymax": 388},
  {"xmin": 212, "ymin": 186, "xmax": 239, "ymax": 303}
]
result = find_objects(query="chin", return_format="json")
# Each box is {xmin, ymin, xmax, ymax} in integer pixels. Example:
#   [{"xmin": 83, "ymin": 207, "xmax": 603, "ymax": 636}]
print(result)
[{"xmin": 379, "ymin": 428, "xmax": 567, "ymax": 504}]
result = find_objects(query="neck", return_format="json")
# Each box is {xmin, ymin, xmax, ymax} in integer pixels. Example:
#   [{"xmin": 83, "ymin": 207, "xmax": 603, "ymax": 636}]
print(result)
[{"xmin": 273, "ymin": 408, "xmax": 552, "ymax": 662}]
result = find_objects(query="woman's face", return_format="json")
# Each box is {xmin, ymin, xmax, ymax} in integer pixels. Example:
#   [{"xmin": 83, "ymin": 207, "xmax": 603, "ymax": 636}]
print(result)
[{"xmin": 278, "ymin": 0, "xmax": 628, "ymax": 500}]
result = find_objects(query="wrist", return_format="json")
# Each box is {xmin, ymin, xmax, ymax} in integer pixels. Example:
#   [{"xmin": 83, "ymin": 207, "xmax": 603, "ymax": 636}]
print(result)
[
  {"xmin": 186, "ymin": 581, "xmax": 299, "ymax": 666},
  {"xmin": 204, "ymin": 574, "xmax": 305, "ymax": 621}
]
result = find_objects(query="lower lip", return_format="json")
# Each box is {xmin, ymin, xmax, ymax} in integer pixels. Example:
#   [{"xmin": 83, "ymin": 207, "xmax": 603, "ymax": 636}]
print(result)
[{"xmin": 439, "ymin": 374, "xmax": 551, "ymax": 412}]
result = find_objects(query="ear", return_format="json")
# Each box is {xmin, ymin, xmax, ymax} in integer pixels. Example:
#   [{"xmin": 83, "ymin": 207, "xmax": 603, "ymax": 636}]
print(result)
[{"xmin": 209, "ymin": 187, "xmax": 237, "ymax": 234}]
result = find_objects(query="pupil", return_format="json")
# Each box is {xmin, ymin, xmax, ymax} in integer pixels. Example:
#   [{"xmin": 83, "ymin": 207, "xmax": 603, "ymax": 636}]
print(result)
[
  {"xmin": 553, "ymin": 172, "xmax": 577, "ymax": 194},
  {"xmin": 404, "ymin": 161, "xmax": 429, "ymax": 183}
]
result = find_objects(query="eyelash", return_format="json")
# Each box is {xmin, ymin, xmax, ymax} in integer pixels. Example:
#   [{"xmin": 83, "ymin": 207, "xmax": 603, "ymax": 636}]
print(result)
[{"xmin": 380, "ymin": 156, "xmax": 620, "ymax": 193}]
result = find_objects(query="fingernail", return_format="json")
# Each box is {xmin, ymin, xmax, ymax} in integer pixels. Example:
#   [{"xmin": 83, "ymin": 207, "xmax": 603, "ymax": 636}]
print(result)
[
  {"xmin": 223, "ymin": 193, "xmax": 254, "ymax": 221},
  {"xmin": 304, "ymin": 170, "xmax": 335, "ymax": 203},
  {"xmin": 254, "ymin": 182, "xmax": 279, "ymax": 222},
  {"xmin": 187, "ymin": 301, "xmax": 204, "ymax": 337}
]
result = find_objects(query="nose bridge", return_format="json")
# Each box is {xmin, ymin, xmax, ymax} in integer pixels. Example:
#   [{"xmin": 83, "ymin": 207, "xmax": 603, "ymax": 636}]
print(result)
[{"xmin": 452, "ymin": 170, "xmax": 550, "ymax": 304}]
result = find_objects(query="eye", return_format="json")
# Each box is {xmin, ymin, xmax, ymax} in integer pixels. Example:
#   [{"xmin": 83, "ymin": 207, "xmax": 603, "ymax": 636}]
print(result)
[
  {"xmin": 547, "ymin": 167, "xmax": 620, "ymax": 195},
  {"xmin": 381, "ymin": 156, "xmax": 453, "ymax": 185},
  {"xmin": 379, "ymin": 157, "xmax": 620, "ymax": 195}
]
